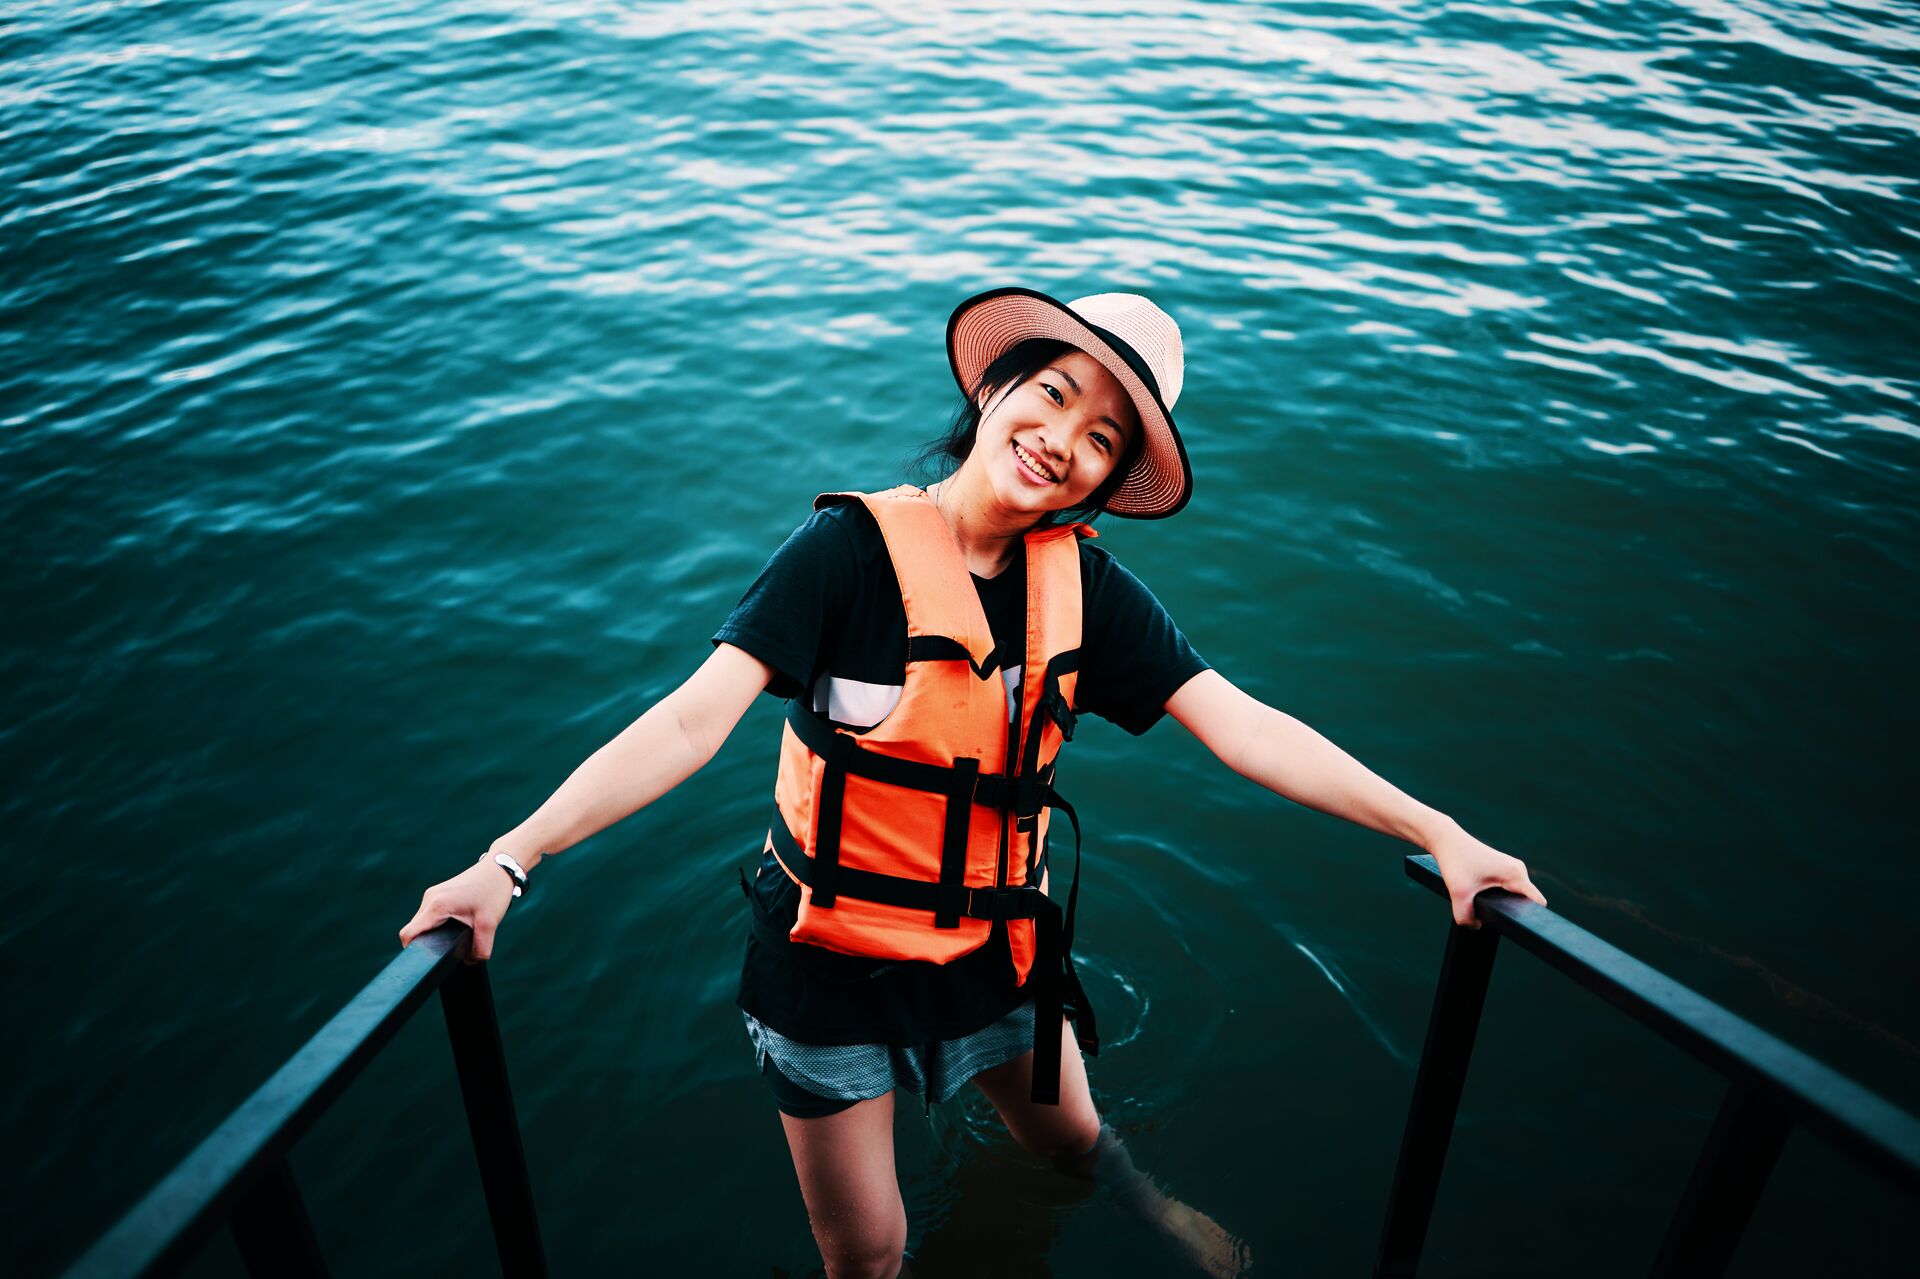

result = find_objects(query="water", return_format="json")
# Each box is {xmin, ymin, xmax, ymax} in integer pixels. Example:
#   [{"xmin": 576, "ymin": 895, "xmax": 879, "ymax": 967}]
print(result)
[{"xmin": 5, "ymin": 0, "xmax": 1917, "ymax": 1273}]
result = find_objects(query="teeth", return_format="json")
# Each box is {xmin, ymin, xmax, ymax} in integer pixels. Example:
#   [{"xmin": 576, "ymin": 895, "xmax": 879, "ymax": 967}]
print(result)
[{"xmin": 1014, "ymin": 442, "xmax": 1056, "ymax": 482}]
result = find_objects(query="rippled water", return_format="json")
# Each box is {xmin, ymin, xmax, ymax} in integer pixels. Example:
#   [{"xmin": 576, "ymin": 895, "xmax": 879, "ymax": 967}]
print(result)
[{"xmin": 6, "ymin": 0, "xmax": 1918, "ymax": 1274}]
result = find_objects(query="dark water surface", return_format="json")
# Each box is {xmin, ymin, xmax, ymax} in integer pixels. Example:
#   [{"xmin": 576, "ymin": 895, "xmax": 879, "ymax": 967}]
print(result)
[{"xmin": 5, "ymin": 0, "xmax": 1918, "ymax": 1274}]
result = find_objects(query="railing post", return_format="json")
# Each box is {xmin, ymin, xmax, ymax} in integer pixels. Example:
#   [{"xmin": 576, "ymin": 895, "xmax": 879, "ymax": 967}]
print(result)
[
  {"xmin": 440, "ymin": 961, "xmax": 548, "ymax": 1279},
  {"xmin": 228, "ymin": 1155, "xmax": 328, "ymax": 1278},
  {"xmin": 1374, "ymin": 921, "xmax": 1501, "ymax": 1279},
  {"xmin": 1649, "ymin": 1080, "xmax": 1793, "ymax": 1277}
]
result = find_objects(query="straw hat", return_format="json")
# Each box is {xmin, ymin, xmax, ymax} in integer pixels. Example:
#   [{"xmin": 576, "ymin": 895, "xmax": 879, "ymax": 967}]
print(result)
[{"xmin": 945, "ymin": 286, "xmax": 1191, "ymax": 519}]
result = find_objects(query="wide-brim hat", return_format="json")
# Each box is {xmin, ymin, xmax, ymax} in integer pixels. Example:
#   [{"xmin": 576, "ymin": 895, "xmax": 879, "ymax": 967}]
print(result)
[{"xmin": 946, "ymin": 286, "xmax": 1191, "ymax": 519}]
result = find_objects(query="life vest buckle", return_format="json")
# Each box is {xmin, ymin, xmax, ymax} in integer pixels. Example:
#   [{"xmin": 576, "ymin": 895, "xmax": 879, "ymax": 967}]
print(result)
[
  {"xmin": 1013, "ymin": 765, "xmax": 1061, "ymax": 834},
  {"xmin": 965, "ymin": 884, "xmax": 1048, "ymax": 922},
  {"xmin": 973, "ymin": 773, "xmax": 1050, "ymax": 821},
  {"xmin": 1043, "ymin": 689, "xmax": 1077, "ymax": 742},
  {"xmin": 1012, "ymin": 778, "xmax": 1049, "ymax": 820}
]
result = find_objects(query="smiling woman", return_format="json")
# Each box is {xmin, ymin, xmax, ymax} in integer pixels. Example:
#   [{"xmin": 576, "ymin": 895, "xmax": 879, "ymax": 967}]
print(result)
[
  {"xmin": 398, "ymin": 286, "xmax": 1544, "ymax": 1279},
  {"xmin": 915, "ymin": 335, "xmax": 1147, "ymax": 529}
]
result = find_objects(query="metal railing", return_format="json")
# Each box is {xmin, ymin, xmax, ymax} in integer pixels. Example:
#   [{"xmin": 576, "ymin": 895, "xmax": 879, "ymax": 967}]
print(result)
[
  {"xmin": 1377, "ymin": 853, "xmax": 1920, "ymax": 1277},
  {"xmin": 58, "ymin": 854, "xmax": 1918, "ymax": 1277},
  {"xmin": 61, "ymin": 923, "xmax": 544, "ymax": 1279}
]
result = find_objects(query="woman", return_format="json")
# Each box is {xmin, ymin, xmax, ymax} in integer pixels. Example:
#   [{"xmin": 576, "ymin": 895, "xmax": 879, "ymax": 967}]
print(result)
[{"xmin": 399, "ymin": 287, "xmax": 1547, "ymax": 1279}]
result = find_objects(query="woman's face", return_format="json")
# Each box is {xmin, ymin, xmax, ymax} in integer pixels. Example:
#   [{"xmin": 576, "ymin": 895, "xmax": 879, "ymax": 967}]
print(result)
[{"xmin": 969, "ymin": 349, "xmax": 1139, "ymax": 517}]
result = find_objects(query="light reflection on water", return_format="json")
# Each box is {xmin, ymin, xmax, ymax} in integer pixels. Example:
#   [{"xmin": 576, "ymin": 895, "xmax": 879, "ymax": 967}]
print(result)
[{"xmin": 5, "ymin": 0, "xmax": 1917, "ymax": 1272}]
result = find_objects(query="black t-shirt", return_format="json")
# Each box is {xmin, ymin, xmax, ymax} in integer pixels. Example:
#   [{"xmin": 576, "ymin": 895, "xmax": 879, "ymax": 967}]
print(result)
[{"xmin": 714, "ymin": 500, "xmax": 1208, "ymax": 1046}]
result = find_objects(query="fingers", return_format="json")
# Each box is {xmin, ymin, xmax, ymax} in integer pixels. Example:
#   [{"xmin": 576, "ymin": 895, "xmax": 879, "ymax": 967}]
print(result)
[
  {"xmin": 1506, "ymin": 860, "xmax": 1548, "ymax": 909},
  {"xmin": 401, "ymin": 875, "xmax": 510, "ymax": 967},
  {"xmin": 398, "ymin": 905, "xmax": 439, "ymax": 948},
  {"xmin": 399, "ymin": 885, "xmax": 453, "ymax": 949},
  {"xmin": 1448, "ymin": 876, "xmax": 1548, "ymax": 930},
  {"xmin": 1438, "ymin": 842, "xmax": 1549, "ymax": 928}
]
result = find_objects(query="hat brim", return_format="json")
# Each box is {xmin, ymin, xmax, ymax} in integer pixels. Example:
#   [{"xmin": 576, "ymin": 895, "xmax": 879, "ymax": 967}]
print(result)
[{"xmin": 945, "ymin": 286, "xmax": 1191, "ymax": 519}]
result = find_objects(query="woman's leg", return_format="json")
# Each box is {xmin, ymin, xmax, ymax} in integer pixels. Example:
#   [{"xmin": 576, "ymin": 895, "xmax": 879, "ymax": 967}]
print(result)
[
  {"xmin": 970, "ymin": 1014, "xmax": 1249, "ymax": 1278},
  {"xmin": 778, "ymin": 1090, "xmax": 912, "ymax": 1279},
  {"xmin": 967, "ymin": 1012, "xmax": 1103, "ymax": 1159}
]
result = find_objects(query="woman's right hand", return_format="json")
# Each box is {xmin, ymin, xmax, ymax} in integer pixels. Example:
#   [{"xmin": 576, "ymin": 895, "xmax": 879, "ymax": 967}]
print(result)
[{"xmin": 399, "ymin": 858, "xmax": 519, "ymax": 964}]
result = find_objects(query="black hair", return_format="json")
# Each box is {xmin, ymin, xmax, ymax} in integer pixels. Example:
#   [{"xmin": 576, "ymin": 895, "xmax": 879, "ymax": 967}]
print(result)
[{"xmin": 911, "ymin": 337, "xmax": 1147, "ymax": 526}]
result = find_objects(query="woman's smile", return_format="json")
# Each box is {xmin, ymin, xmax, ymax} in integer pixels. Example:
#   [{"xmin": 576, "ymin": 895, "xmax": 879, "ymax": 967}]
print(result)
[
  {"xmin": 965, "ymin": 349, "xmax": 1143, "ymax": 518},
  {"xmin": 1011, "ymin": 439, "xmax": 1060, "ymax": 485}
]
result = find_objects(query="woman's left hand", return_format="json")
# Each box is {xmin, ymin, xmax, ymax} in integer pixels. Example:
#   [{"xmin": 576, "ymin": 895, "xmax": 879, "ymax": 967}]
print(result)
[{"xmin": 1426, "ymin": 822, "xmax": 1547, "ymax": 929}]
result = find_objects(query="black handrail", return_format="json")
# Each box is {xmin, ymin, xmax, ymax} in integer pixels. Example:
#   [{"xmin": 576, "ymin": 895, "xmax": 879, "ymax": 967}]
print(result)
[
  {"xmin": 60, "ymin": 923, "xmax": 544, "ymax": 1279},
  {"xmin": 1377, "ymin": 853, "xmax": 1920, "ymax": 1278}
]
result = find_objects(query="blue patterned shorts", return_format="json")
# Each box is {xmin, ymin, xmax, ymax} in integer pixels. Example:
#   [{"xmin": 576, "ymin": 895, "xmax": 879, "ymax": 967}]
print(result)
[{"xmin": 744, "ymin": 996, "xmax": 1037, "ymax": 1118}]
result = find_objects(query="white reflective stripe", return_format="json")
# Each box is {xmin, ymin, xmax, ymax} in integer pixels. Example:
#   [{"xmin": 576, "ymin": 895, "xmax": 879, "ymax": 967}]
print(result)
[
  {"xmin": 812, "ymin": 674, "xmax": 902, "ymax": 729},
  {"xmin": 809, "ymin": 665, "xmax": 1026, "ymax": 730}
]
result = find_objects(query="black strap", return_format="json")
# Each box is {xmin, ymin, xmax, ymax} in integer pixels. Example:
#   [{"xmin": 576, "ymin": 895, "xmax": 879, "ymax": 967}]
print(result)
[
  {"xmin": 1048, "ymin": 792, "xmax": 1099, "ymax": 1056},
  {"xmin": 768, "ymin": 819, "xmax": 1054, "ymax": 921},
  {"xmin": 1043, "ymin": 688, "xmax": 1077, "ymax": 742},
  {"xmin": 810, "ymin": 732, "xmax": 852, "ymax": 909},
  {"xmin": 1013, "ymin": 652, "xmax": 1080, "ymax": 838},
  {"xmin": 977, "ymin": 773, "xmax": 1050, "ymax": 820},
  {"xmin": 764, "ymin": 804, "xmax": 1098, "ymax": 1106},
  {"xmin": 780, "ymin": 693, "xmax": 1097, "ymax": 1106},
  {"xmin": 1025, "ymin": 791, "xmax": 1097, "ymax": 1104},
  {"xmin": 786, "ymin": 703, "xmax": 1049, "ymax": 819},
  {"xmin": 737, "ymin": 865, "xmax": 905, "ymax": 983},
  {"xmin": 787, "ymin": 702, "xmax": 958, "ymax": 795},
  {"xmin": 934, "ymin": 757, "xmax": 980, "ymax": 929},
  {"xmin": 740, "ymin": 864, "xmax": 793, "ymax": 956},
  {"xmin": 1030, "ymin": 904, "xmax": 1067, "ymax": 1105},
  {"xmin": 738, "ymin": 865, "xmax": 789, "ymax": 955},
  {"xmin": 1019, "ymin": 650, "xmax": 1081, "ymax": 781},
  {"xmin": 906, "ymin": 634, "xmax": 1001, "ymax": 680}
]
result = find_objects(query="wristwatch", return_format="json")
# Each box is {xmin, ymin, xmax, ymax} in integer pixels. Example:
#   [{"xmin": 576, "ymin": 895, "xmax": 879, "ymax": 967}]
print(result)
[{"xmin": 485, "ymin": 851, "xmax": 530, "ymax": 898}]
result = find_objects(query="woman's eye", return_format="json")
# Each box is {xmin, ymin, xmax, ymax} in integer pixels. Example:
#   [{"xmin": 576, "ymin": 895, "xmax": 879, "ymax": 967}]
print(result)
[
  {"xmin": 1041, "ymin": 383, "xmax": 1064, "ymax": 406},
  {"xmin": 1092, "ymin": 432, "xmax": 1112, "ymax": 454}
]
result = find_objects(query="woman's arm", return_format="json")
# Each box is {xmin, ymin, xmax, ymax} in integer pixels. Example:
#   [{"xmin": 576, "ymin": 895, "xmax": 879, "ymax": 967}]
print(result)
[
  {"xmin": 1163, "ymin": 669, "xmax": 1546, "ymax": 927},
  {"xmin": 398, "ymin": 642, "xmax": 775, "ymax": 958},
  {"xmin": 491, "ymin": 641, "xmax": 775, "ymax": 873}
]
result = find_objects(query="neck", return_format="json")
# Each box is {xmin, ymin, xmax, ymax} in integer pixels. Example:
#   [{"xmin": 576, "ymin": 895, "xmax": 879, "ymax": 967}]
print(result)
[{"xmin": 928, "ymin": 459, "xmax": 1040, "ymax": 578}]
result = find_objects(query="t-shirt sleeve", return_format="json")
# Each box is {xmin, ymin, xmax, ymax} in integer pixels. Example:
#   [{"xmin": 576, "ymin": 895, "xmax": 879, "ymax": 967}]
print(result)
[
  {"xmin": 1075, "ymin": 548, "xmax": 1210, "ymax": 736},
  {"xmin": 712, "ymin": 509, "xmax": 858, "ymax": 701}
]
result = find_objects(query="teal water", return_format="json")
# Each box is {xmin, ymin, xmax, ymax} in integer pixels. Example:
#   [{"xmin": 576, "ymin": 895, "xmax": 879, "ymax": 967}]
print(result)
[{"xmin": 6, "ymin": 0, "xmax": 1918, "ymax": 1274}]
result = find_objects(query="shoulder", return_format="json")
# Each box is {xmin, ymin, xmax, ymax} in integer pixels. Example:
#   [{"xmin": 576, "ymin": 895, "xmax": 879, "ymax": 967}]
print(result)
[
  {"xmin": 806, "ymin": 496, "xmax": 887, "ymax": 550},
  {"xmin": 1077, "ymin": 538, "xmax": 1166, "ymax": 615},
  {"xmin": 765, "ymin": 500, "xmax": 881, "ymax": 569},
  {"xmin": 1077, "ymin": 536, "xmax": 1119, "ymax": 580},
  {"xmin": 795, "ymin": 498, "xmax": 867, "ymax": 541},
  {"xmin": 742, "ymin": 499, "xmax": 900, "ymax": 612}
]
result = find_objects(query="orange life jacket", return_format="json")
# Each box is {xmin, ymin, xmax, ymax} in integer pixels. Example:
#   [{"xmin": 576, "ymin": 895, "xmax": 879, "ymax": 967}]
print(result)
[{"xmin": 755, "ymin": 485, "xmax": 1099, "ymax": 1104}]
